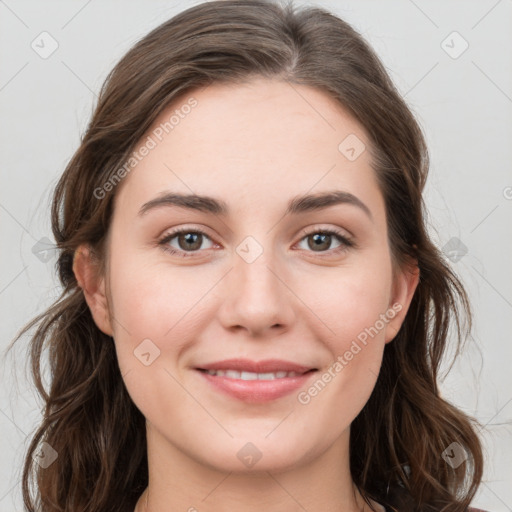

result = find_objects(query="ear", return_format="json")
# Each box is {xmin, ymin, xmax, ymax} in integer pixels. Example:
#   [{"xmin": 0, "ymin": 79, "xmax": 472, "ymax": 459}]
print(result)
[
  {"xmin": 72, "ymin": 244, "xmax": 113, "ymax": 337},
  {"xmin": 384, "ymin": 258, "xmax": 419, "ymax": 344}
]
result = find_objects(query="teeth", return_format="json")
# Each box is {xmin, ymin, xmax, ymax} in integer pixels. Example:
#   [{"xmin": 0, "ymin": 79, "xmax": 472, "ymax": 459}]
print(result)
[
  {"xmin": 204, "ymin": 369, "xmax": 301, "ymax": 380},
  {"xmin": 241, "ymin": 371, "xmax": 258, "ymax": 380}
]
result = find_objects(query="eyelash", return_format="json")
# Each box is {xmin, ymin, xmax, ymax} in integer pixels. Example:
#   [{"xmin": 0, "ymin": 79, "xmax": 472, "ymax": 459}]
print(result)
[{"xmin": 157, "ymin": 226, "xmax": 355, "ymax": 259}]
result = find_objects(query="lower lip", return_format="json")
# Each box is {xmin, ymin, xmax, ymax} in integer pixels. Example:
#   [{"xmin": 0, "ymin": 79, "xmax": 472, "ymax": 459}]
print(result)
[{"xmin": 196, "ymin": 370, "xmax": 317, "ymax": 403}]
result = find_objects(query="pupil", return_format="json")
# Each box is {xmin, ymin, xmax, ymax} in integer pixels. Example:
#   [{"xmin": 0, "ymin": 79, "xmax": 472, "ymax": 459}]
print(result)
[
  {"xmin": 179, "ymin": 233, "xmax": 202, "ymax": 251},
  {"xmin": 309, "ymin": 233, "xmax": 330, "ymax": 251}
]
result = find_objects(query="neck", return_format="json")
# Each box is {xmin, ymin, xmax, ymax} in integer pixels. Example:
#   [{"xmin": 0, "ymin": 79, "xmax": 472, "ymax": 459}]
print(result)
[{"xmin": 134, "ymin": 422, "xmax": 384, "ymax": 512}]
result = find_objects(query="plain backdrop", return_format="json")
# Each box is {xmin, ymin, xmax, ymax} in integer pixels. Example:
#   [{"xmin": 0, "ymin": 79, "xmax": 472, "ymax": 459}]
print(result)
[{"xmin": 1, "ymin": 1, "xmax": 511, "ymax": 511}]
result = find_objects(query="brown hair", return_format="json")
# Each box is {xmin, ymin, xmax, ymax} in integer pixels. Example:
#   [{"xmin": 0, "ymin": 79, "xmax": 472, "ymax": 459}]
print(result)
[{"xmin": 6, "ymin": 1, "xmax": 483, "ymax": 510}]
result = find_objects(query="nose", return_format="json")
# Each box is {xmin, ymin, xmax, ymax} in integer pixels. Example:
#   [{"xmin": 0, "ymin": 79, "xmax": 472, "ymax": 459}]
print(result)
[{"xmin": 216, "ymin": 248, "xmax": 296, "ymax": 337}]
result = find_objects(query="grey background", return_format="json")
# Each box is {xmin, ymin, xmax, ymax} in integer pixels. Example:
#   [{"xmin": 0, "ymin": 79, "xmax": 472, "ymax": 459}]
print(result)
[{"xmin": 1, "ymin": 1, "xmax": 511, "ymax": 510}]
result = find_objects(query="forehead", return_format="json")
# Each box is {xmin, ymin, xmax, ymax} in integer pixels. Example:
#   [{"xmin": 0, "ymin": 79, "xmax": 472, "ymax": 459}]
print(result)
[{"xmin": 113, "ymin": 78, "xmax": 384, "ymax": 221}]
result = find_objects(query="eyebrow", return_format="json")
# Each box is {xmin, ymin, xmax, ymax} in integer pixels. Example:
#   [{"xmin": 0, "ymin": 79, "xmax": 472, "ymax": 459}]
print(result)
[{"xmin": 138, "ymin": 190, "xmax": 372, "ymax": 220}]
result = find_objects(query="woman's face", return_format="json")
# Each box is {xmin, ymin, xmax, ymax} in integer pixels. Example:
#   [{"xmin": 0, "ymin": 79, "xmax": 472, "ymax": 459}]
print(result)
[{"xmin": 78, "ymin": 78, "xmax": 417, "ymax": 474}]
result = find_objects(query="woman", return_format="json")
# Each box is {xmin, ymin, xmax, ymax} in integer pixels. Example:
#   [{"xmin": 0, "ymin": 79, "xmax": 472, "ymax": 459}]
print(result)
[{"xmin": 8, "ymin": 1, "xmax": 487, "ymax": 511}]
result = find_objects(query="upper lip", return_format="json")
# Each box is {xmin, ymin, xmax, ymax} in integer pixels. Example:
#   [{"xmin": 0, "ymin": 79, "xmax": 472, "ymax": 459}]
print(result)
[{"xmin": 196, "ymin": 358, "xmax": 317, "ymax": 374}]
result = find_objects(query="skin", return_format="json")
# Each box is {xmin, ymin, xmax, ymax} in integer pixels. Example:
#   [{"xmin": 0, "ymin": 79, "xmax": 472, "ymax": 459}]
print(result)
[{"xmin": 73, "ymin": 77, "xmax": 419, "ymax": 512}]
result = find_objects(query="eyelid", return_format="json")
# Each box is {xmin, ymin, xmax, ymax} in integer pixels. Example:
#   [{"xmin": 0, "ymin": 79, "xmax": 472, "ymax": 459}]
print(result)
[
  {"xmin": 297, "ymin": 224, "xmax": 353, "ymax": 241},
  {"xmin": 158, "ymin": 224, "xmax": 213, "ymax": 240}
]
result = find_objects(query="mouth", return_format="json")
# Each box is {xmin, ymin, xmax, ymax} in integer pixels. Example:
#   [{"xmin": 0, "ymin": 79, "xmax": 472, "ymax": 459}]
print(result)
[
  {"xmin": 194, "ymin": 362, "xmax": 318, "ymax": 403},
  {"xmin": 195, "ymin": 368, "xmax": 317, "ymax": 380}
]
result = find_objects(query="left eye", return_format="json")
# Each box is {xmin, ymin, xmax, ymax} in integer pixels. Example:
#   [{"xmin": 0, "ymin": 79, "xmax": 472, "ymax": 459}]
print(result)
[{"xmin": 296, "ymin": 230, "xmax": 350, "ymax": 252}]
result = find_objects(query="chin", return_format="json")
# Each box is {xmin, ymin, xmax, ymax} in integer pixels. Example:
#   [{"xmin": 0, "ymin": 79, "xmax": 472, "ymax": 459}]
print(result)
[{"xmin": 194, "ymin": 435, "xmax": 315, "ymax": 474}]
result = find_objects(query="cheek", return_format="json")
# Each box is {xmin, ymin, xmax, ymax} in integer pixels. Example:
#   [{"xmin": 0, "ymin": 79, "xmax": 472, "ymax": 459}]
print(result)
[
  {"xmin": 301, "ymin": 261, "xmax": 393, "ymax": 345},
  {"xmin": 295, "ymin": 258, "xmax": 393, "ymax": 403},
  {"xmin": 107, "ymin": 254, "xmax": 217, "ymax": 366},
  {"xmin": 107, "ymin": 258, "xmax": 215, "ymax": 420},
  {"xmin": 296, "ymin": 271, "xmax": 392, "ymax": 419}
]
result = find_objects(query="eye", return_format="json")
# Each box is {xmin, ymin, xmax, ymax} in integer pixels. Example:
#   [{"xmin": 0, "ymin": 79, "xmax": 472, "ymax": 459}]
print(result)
[
  {"xmin": 295, "ymin": 228, "xmax": 354, "ymax": 255},
  {"xmin": 157, "ymin": 226, "xmax": 354, "ymax": 259},
  {"xmin": 158, "ymin": 227, "xmax": 215, "ymax": 257}
]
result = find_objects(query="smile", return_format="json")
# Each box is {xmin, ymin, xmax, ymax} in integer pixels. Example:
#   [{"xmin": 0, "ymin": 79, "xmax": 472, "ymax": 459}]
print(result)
[
  {"xmin": 199, "ymin": 369, "xmax": 305, "ymax": 379},
  {"xmin": 195, "ymin": 368, "xmax": 317, "ymax": 403}
]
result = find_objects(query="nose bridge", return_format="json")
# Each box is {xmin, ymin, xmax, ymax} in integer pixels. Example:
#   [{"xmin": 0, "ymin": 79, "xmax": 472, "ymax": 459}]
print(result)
[{"xmin": 218, "ymin": 237, "xmax": 295, "ymax": 335}]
